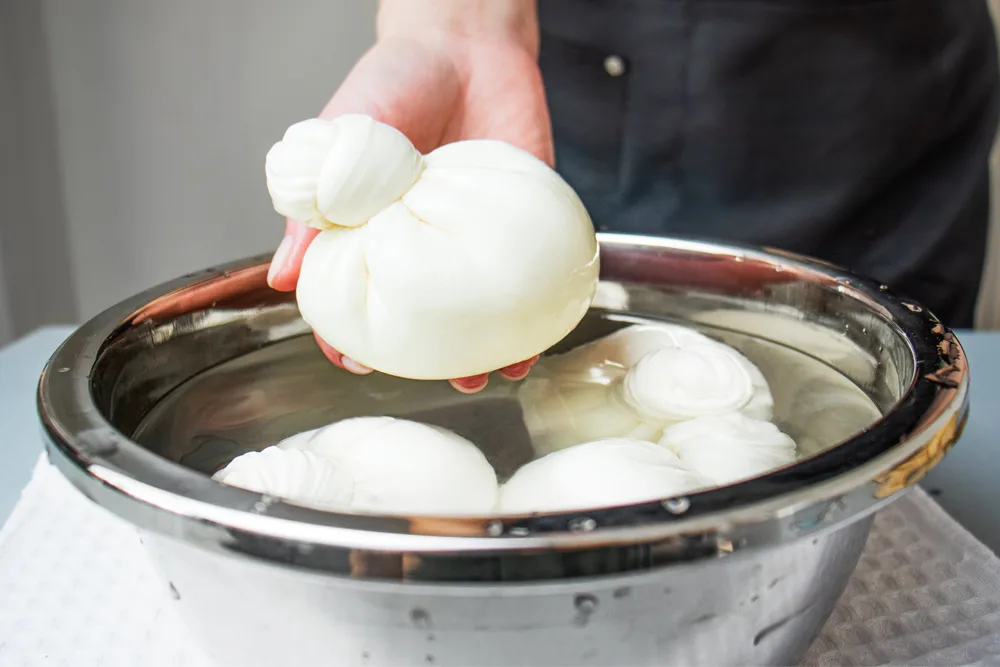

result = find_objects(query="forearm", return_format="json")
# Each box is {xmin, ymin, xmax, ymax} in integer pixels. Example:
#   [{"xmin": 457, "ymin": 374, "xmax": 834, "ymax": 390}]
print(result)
[{"xmin": 376, "ymin": 0, "xmax": 539, "ymax": 54}]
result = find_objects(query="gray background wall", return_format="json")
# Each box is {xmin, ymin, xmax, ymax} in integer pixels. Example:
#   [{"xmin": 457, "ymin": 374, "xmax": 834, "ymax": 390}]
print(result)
[
  {"xmin": 2, "ymin": 0, "xmax": 1000, "ymax": 345},
  {"xmin": 0, "ymin": 0, "xmax": 375, "ymax": 344}
]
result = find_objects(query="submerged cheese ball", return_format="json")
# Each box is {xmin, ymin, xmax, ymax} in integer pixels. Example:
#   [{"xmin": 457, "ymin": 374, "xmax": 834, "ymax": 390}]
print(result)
[
  {"xmin": 519, "ymin": 323, "xmax": 775, "ymax": 454},
  {"xmin": 622, "ymin": 345, "xmax": 755, "ymax": 421},
  {"xmin": 214, "ymin": 417, "xmax": 500, "ymax": 515},
  {"xmin": 277, "ymin": 417, "xmax": 500, "ymax": 515},
  {"xmin": 497, "ymin": 438, "xmax": 709, "ymax": 514},
  {"xmin": 265, "ymin": 115, "xmax": 600, "ymax": 380},
  {"xmin": 212, "ymin": 447, "xmax": 354, "ymax": 510},
  {"xmin": 659, "ymin": 413, "xmax": 797, "ymax": 485},
  {"xmin": 535, "ymin": 324, "xmax": 773, "ymax": 420},
  {"xmin": 518, "ymin": 379, "xmax": 665, "ymax": 455}
]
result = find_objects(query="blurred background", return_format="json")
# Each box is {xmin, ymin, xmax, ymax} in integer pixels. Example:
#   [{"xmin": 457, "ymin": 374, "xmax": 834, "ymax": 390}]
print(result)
[{"xmin": 2, "ymin": 0, "xmax": 1000, "ymax": 346}]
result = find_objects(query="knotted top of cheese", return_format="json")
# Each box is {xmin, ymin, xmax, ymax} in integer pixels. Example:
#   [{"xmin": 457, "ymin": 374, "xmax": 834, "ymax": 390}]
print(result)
[
  {"xmin": 622, "ymin": 345, "xmax": 755, "ymax": 421},
  {"xmin": 532, "ymin": 323, "xmax": 775, "ymax": 421},
  {"xmin": 212, "ymin": 446, "xmax": 354, "ymax": 510},
  {"xmin": 659, "ymin": 413, "xmax": 797, "ymax": 485},
  {"xmin": 265, "ymin": 115, "xmax": 600, "ymax": 380}
]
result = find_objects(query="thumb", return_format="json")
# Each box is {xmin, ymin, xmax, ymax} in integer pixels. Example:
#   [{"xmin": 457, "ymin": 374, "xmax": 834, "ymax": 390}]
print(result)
[{"xmin": 267, "ymin": 218, "xmax": 320, "ymax": 292}]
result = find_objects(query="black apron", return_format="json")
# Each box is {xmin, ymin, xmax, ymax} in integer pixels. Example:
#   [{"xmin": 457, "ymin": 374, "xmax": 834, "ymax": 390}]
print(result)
[{"xmin": 539, "ymin": 0, "xmax": 1000, "ymax": 328}]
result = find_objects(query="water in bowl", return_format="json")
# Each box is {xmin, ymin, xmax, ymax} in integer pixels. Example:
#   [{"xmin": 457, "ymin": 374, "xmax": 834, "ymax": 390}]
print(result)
[{"xmin": 133, "ymin": 310, "xmax": 882, "ymax": 483}]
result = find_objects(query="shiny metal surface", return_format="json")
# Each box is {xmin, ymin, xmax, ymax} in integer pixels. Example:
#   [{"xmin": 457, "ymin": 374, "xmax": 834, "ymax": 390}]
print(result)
[
  {"xmin": 145, "ymin": 516, "xmax": 873, "ymax": 667},
  {"xmin": 36, "ymin": 234, "xmax": 969, "ymax": 666}
]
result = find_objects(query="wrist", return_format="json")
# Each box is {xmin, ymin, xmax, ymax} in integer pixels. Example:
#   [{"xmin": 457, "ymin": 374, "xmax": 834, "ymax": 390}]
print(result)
[{"xmin": 376, "ymin": 0, "xmax": 538, "ymax": 55}]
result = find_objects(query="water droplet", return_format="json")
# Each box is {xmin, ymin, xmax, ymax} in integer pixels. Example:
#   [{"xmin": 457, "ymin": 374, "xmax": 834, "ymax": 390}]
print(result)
[
  {"xmin": 879, "ymin": 284, "xmax": 889, "ymax": 292},
  {"xmin": 486, "ymin": 520, "xmax": 504, "ymax": 537},
  {"xmin": 56, "ymin": 367, "xmax": 70, "ymax": 373},
  {"xmin": 663, "ymin": 497, "xmax": 690, "ymax": 515},
  {"xmin": 411, "ymin": 608, "xmax": 432, "ymax": 629},
  {"xmin": 573, "ymin": 594, "xmax": 599, "ymax": 626},
  {"xmin": 252, "ymin": 494, "xmax": 278, "ymax": 514},
  {"xmin": 568, "ymin": 517, "xmax": 597, "ymax": 533}
]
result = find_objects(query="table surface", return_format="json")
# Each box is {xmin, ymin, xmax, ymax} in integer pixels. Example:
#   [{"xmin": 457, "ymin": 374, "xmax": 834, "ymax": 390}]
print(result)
[{"xmin": 1, "ymin": 326, "xmax": 997, "ymax": 552}]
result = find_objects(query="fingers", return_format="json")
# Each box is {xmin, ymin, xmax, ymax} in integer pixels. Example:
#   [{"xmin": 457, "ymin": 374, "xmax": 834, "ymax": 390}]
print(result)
[
  {"xmin": 449, "ymin": 355, "xmax": 541, "ymax": 394},
  {"xmin": 267, "ymin": 219, "xmax": 321, "ymax": 292},
  {"xmin": 313, "ymin": 332, "xmax": 373, "ymax": 375},
  {"xmin": 498, "ymin": 355, "xmax": 539, "ymax": 381},
  {"xmin": 314, "ymin": 332, "xmax": 539, "ymax": 391},
  {"xmin": 450, "ymin": 374, "xmax": 490, "ymax": 394}
]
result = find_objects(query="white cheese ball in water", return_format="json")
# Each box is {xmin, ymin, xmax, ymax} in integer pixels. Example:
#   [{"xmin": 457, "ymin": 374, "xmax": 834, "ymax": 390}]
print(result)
[
  {"xmin": 278, "ymin": 417, "xmax": 499, "ymax": 515},
  {"xmin": 541, "ymin": 323, "xmax": 713, "ymax": 382},
  {"xmin": 497, "ymin": 438, "xmax": 709, "ymax": 514},
  {"xmin": 518, "ymin": 378, "xmax": 664, "ymax": 455},
  {"xmin": 518, "ymin": 323, "xmax": 775, "ymax": 454},
  {"xmin": 622, "ymin": 344, "xmax": 755, "ymax": 421},
  {"xmin": 536, "ymin": 324, "xmax": 773, "ymax": 421},
  {"xmin": 266, "ymin": 114, "xmax": 600, "ymax": 380},
  {"xmin": 212, "ymin": 447, "xmax": 354, "ymax": 510},
  {"xmin": 659, "ymin": 413, "xmax": 797, "ymax": 485}
]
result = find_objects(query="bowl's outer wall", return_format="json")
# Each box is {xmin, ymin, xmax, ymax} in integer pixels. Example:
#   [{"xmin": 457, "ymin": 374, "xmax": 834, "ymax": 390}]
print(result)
[{"xmin": 144, "ymin": 515, "xmax": 873, "ymax": 667}]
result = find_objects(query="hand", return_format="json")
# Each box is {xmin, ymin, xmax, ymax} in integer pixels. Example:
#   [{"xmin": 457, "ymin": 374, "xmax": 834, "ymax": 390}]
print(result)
[{"xmin": 266, "ymin": 1, "xmax": 552, "ymax": 393}]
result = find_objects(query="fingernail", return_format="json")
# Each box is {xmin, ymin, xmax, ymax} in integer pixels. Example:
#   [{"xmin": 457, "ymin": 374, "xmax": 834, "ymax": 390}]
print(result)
[
  {"xmin": 451, "ymin": 374, "xmax": 489, "ymax": 394},
  {"xmin": 342, "ymin": 356, "xmax": 373, "ymax": 375},
  {"xmin": 499, "ymin": 355, "xmax": 540, "ymax": 381},
  {"xmin": 267, "ymin": 235, "xmax": 292, "ymax": 287},
  {"xmin": 313, "ymin": 332, "xmax": 347, "ymax": 370}
]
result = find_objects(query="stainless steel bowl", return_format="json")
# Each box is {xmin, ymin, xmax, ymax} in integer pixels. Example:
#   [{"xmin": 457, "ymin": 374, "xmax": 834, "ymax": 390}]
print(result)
[{"xmin": 37, "ymin": 234, "xmax": 969, "ymax": 667}]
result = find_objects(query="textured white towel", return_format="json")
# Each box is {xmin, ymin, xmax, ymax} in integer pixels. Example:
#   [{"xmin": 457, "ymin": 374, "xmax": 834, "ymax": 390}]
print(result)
[{"xmin": 2, "ymin": 455, "xmax": 999, "ymax": 666}]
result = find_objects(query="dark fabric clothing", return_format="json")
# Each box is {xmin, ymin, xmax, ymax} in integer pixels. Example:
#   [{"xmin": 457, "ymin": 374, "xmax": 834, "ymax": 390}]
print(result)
[{"xmin": 538, "ymin": 0, "xmax": 1000, "ymax": 328}]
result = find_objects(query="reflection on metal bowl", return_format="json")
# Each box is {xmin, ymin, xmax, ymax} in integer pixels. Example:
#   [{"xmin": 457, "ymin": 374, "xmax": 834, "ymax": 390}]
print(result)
[{"xmin": 37, "ymin": 234, "xmax": 968, "ymax": 666}]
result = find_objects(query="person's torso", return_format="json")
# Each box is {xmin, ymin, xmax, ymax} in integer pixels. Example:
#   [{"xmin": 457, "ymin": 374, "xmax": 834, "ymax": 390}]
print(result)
[{"xmin": 538, "ymin": 0, "xmax": 1000, "ymax": 326}]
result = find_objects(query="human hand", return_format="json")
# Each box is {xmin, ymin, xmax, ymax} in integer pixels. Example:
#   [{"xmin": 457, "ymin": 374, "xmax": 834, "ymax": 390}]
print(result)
[{"xmin": 267, "ymin": 0, "xmax": 552, "ymax": 394}]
